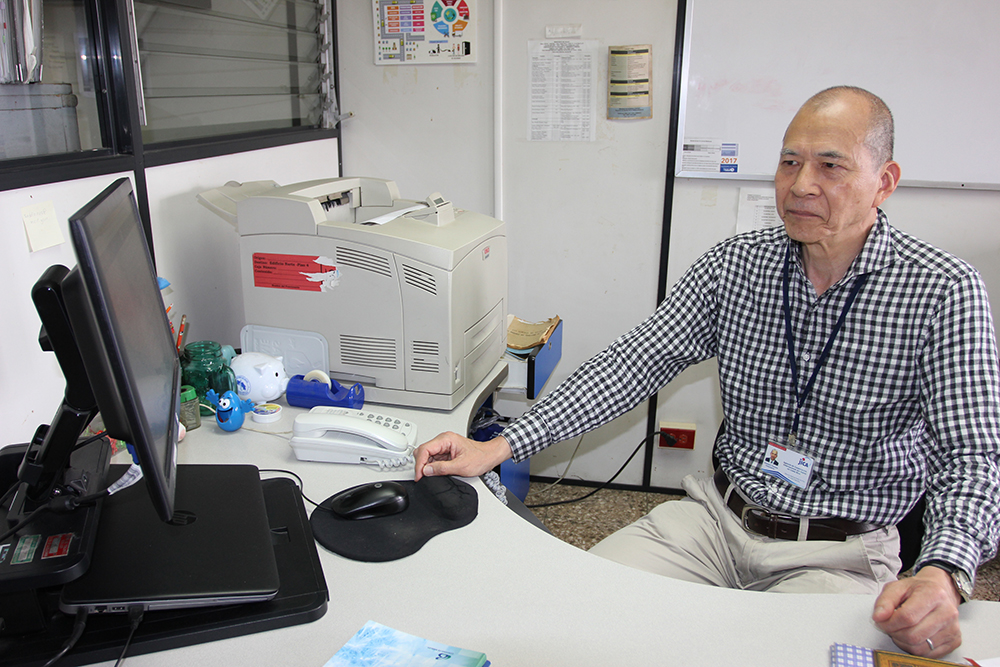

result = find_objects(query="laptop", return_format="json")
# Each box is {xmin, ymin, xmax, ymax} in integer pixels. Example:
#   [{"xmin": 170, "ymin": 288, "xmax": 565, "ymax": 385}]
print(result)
[{"xmin": 60, "ymin": 464, "xmax": 280, "ymax": 614}]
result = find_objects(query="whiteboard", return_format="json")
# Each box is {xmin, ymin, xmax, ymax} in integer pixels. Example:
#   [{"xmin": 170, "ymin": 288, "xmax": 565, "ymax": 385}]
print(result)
[{"xmin": 675, "ymin": 0, "xmax": 1000, "ymax": 190}]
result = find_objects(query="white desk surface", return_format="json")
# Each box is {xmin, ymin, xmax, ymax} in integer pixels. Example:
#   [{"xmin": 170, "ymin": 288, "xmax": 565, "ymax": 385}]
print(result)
[{"xmin": 110, "ymin": 363, "xmax": 1000, "ymax": 666}]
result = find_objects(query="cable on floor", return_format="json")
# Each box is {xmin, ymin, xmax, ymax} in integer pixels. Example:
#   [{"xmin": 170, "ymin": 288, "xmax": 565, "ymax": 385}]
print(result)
[{"xmin": 526, "ymin": 430, "xmax": 663, "ymax": 509}]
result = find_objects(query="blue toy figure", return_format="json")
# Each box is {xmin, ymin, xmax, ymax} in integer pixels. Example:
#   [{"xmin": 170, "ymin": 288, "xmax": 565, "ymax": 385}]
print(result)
[{"xmin": 205, "ymin": 389, "xmax": 255, "ymax": 431}]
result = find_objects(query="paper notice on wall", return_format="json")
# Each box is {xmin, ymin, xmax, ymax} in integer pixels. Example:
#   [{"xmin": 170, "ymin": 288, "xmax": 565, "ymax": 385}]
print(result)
[
  {"xmin": 528, "ymin": 40, "xmax": 598, "ymax": 141},
  {"xmin": 607, "ymin": 45, "xmax": 652, "ymax": 120},
  {"xmin": 736, "ymin": 187, "xmax": 781, "ymax": 235},
  {"xmin": 682, "ymin": 138, "xmax": 739, "ymax": 174},
  {"xmin": 21, "ymin": 200, "xmax": 64, "ymax": 252}
]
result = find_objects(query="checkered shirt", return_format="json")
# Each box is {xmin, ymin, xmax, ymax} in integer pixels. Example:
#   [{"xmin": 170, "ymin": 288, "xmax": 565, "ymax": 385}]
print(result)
[{"xmin": 501, "ymin": 210, "xmax": 1000, "ymax": 577}]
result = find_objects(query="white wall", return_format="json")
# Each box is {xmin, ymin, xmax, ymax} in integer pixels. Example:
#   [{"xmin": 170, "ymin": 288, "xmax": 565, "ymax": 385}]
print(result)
[
  {"xmin": 494, "ymin": 2, "xmax": 677, "ymax": 486},
  {"xmin": 337, "ymin": 0, "xmax": 678, "ymax": 487},
  {"xmin": 335, "ymin": 0, "xmax": 495, "ymax": 213},
  {"xmin": 1, "ymin": 139, "xmax": 339, "ymax": 447},
  {"xmin": 1, "ymin": 174, "xmax": 133, "ymax": 445}
]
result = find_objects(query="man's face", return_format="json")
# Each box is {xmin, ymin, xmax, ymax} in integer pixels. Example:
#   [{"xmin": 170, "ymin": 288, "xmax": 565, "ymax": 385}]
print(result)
[{"xmin": 774, "ymin": 96, "xmax": 889, "ymax": 249}]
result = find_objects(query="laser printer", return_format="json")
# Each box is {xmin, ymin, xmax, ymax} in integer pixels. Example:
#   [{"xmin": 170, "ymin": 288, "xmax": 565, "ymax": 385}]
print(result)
[{"xmin": 198, "ymin": 177, "xmax": 507, "ymax": 411}]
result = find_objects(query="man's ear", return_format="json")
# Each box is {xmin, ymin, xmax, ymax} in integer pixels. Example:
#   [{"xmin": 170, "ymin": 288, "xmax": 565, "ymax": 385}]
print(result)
[{"xmin": 874, "ymin": 160, "xmax": 901, "ymax": 207}]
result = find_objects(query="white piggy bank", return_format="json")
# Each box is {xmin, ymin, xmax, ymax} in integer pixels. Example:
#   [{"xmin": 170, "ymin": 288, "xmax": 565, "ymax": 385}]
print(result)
[{"xmin": 231, "ymin": 352, "xmax": 289, "ymax": 404}]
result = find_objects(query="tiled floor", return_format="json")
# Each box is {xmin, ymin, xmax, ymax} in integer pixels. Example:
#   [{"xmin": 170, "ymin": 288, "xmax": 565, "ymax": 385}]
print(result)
[{"xmin": 523, "ymin": 481, "xmax": 1000, "ymax": 601}]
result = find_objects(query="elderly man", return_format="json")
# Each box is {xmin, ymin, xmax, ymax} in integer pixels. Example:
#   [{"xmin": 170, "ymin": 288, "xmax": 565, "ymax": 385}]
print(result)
[{"xmin": 414, "ymin": 86, "xmax": 1000, "ymax": 658}]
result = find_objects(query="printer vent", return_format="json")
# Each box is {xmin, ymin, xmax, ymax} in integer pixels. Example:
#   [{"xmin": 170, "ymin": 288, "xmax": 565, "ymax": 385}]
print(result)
[
  {"xmin": 410, "ymin": 341, "xmax": 440, "ymax": 374},
  {"xmin": 336, "ymin": 247, "xmax": 393, "ymax": 277},
  {"xmin": 340, "ymin": 335, "xmax": 397, "ymax": 369},
  {"xmin": 401, "ymin": 264, "xmax": 438, "ymax": 295}
]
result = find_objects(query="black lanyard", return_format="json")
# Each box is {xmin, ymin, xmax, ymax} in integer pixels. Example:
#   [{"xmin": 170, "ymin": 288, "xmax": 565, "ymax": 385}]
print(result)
[{"xmin": 782, "ymin": 244, "xmax": 868, "ymax": 446}]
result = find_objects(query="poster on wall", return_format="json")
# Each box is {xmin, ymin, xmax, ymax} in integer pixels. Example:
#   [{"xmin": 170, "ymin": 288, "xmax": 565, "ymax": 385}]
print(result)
[
  {"xmin": 680, "ymin": 138, "xmax": 740, "ymax": 174},
  {"xmin": 372, "ymin": 0, "xmax": 477, "ymax": 65},
  {"xmin": 607, "ymin": 45, "xmax": 652, "ymax": 120}
]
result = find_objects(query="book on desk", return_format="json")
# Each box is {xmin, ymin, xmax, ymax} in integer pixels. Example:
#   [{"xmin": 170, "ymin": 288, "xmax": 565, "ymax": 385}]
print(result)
[{"xmin": 325, "ymin": 620, "xmax": 490, "ymax": 667}]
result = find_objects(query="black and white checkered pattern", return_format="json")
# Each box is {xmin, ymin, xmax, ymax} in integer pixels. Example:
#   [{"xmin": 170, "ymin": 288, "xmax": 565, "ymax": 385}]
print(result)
[{"xmin": 502, "ymin": 211, "xmax": 1000, "ymax": 576}]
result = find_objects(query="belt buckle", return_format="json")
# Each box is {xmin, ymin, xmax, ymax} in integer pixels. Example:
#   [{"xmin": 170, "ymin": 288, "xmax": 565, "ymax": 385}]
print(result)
[{"xmin": 741, "ymin": 505, "xmax": 767, "ymax": 533}]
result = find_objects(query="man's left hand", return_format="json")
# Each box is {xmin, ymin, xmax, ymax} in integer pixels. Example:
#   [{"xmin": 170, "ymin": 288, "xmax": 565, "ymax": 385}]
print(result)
[{"xmin": 872, "ymin": 565, "xmax": 962, "ymax": 657}]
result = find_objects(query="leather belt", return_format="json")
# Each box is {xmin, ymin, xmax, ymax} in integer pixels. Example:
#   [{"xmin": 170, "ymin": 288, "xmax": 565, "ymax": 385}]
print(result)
[{"xmin": 713, "ymin": 468, "xmax": 880, "ymax": 542}]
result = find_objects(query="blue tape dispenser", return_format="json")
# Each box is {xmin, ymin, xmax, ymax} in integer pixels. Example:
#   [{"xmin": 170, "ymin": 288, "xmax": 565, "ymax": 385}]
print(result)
[{"xmin": 286, "ymin": 370, "xmax": 365, "ymax": 410}]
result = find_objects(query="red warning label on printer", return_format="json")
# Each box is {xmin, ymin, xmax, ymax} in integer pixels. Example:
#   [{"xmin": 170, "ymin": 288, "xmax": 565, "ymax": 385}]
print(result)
[{"xmin": 252, "ymin": 253, "xmax": 341, "ymax": 292}]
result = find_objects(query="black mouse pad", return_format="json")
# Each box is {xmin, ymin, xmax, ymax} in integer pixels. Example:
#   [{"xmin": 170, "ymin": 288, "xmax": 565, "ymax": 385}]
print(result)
[{"xmin": 310, "ymin": 476, "xmax": 478, "ymax": 562}]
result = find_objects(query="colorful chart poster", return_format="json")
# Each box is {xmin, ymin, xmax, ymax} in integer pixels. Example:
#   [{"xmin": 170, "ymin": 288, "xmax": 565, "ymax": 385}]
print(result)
[{"xmin": 373, "ymin": 0, "xmax": 477, "ymax": 65}]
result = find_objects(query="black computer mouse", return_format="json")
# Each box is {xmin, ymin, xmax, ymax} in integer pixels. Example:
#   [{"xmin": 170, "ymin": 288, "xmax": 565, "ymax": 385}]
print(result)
[{"xmin": 327, "ymin": 481, "xmax": 409, "ymax": 520}]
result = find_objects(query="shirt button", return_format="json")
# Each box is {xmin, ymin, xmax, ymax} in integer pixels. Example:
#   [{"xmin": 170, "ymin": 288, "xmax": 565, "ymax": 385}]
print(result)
[{"xmin": 801, "ymin": 352, "xmax": 812, "ymax": 362}]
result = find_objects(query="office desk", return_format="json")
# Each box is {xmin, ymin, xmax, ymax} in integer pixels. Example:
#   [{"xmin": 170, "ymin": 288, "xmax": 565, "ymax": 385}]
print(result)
[{"xmin": 111, "ymin": 364, "xmax": 1000, "ymax": 666}]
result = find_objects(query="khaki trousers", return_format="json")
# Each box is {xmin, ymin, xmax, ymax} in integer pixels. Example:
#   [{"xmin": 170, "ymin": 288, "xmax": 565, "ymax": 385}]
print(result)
[{"xmin": 588, "ymin": 474, "xmax": 901, "ymax": 594}]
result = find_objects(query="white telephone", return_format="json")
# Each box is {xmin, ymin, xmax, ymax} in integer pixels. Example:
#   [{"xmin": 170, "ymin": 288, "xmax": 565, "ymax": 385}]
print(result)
[{"xmin": 289, "ymin": 407, "xmax": 417, "ymax": 469}]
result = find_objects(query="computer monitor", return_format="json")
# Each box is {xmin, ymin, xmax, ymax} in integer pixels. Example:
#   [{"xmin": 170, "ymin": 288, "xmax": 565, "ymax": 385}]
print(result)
[
  {"xmin": 0, "ymin": 180, "xmax": 324, "ymax": 661},
  {"xmin": 61, "ymin": 177, "xmax": 180, "ymax": 521},
  {"xmin": 1, "ymin": 177, "xmax": 178, "ymax": 593}
]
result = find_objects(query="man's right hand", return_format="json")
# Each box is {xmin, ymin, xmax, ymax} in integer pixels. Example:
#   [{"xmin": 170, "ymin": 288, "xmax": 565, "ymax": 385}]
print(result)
[{"xmin": 413, "ymin": 432, "xmax": 512, "ymax": 481}]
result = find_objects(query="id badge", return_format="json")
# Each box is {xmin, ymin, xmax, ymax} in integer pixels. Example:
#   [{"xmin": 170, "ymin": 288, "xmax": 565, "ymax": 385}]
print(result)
[{"xmin": 760, "ymin": 441, "xmax": 814, "ymax": 489}]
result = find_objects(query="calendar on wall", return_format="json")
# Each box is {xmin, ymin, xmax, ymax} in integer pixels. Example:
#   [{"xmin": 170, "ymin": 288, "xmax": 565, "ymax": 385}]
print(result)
[{"xmin": 372, "ymin": 0, "xmax": 477, "ymax": 65}]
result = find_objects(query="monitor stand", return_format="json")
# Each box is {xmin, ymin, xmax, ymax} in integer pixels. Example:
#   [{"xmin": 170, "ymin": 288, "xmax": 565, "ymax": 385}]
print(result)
[
  {"xmin": 0, "ymin": 468, "xmax": 328, "ymax": 666},
  {"xmin": 0, "ymin": 438, "xmax": 111, "ymax": 602}
]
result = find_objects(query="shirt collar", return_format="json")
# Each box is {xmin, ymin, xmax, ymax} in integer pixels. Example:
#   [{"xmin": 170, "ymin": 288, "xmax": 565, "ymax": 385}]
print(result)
[
  {"xmin": 849, "ymin": 209, "xmax": 896, "ymax": 277},
  {"xmin": 787, "ymin": 208, "xmax": 896, "ymax": 280}
]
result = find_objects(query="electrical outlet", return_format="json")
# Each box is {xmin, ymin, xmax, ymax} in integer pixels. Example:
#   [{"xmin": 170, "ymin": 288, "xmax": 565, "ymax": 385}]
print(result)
[{"xmin": 659, "ymin": 422, "xmax": 696, "ymax": 449}]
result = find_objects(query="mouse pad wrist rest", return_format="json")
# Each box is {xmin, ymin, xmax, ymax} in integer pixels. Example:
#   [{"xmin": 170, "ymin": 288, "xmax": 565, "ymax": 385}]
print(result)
[{"xmin": 310, "ymin": 476, "xmax": 477, "ymax": 562}]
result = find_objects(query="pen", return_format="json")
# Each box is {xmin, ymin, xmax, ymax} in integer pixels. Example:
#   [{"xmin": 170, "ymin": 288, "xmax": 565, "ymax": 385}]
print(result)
[{"xmin": 176, "ymin": 314, "xmax": 187, "ymax": 352}]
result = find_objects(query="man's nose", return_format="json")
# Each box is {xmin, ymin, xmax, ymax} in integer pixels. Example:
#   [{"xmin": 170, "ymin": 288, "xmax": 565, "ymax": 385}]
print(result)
[{"xmin": 791, "ymin": 162, "xmax": 821, "ymax": 197}]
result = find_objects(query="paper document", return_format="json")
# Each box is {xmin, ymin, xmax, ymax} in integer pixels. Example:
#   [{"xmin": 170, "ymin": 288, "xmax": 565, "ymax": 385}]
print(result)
[
  {"xmin": 360, "ymin": 204, "xmax": 428, "ymax": 225},
  {"xmin": 607, "ymin": 45, "xmax": 652, "ymax": 120},
  {"xmin": 682, "ymin": 138, "xmax": 739, "ymax": 174},
  {"xmin": 507, "ymin": 315, "xmax": 560, "ymax": 351},
  {"xmin": 529, "ymin": 40, "xmax": 598, "ymax": 142},
  {"xmin": 22, "ymin": 200, "xmax": 65, "ymax": 252},
  {"xmin": 736, "ymin": 187, "xmax": 780, "ymax": 235}
]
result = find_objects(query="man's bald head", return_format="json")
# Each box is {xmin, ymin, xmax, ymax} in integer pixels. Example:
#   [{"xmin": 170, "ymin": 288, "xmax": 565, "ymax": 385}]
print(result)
[{"xmin": 798, "ymin": 86, "xmax": 894, "ymax": 167}]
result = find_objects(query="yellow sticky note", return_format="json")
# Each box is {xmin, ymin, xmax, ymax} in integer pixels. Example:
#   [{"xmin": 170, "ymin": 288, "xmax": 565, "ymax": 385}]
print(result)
[{"xmin": 22, "ymin": 201, "xmax": 65, "ymax": 252}]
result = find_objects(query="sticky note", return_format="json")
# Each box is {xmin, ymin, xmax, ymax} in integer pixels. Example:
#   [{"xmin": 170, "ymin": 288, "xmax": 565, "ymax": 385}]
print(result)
[{"xmin": 22, "ymin": 200, "xmax": 65, "ymax": 252}]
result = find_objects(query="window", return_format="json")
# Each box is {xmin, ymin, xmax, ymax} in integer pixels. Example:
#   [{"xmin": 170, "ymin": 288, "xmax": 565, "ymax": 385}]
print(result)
[
  {"xmin": 1, "ymin": 0, "xmax": 105, "ymax": 158},
  {"xmin": 133, "ymin": 0, "xmax": 336, "ymax": 144},
  {"xmin": 0, "ymin": 0, "xmax": 338, "ymax": 187}
]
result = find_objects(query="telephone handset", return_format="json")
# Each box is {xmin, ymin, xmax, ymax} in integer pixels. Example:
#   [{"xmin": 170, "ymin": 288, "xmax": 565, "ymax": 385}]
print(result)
[{"xmin": 290, "ymin": 407, "xmax": 417, "ymax": 469}]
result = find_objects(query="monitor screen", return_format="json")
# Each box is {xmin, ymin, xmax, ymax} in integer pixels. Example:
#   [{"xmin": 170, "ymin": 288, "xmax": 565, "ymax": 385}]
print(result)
[{"xmin": 62, "ymin": 178, "xmax": 179, "ymax": 522}]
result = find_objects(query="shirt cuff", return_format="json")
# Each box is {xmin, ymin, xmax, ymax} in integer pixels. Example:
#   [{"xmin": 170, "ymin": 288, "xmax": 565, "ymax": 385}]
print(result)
[
  {"xmin": 500, "ymin": 411, "xmax": 551, "ymax": 463},
  {"xmin": 914, "ymin": 527, "xmax": 981, "ymax": 586}
]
